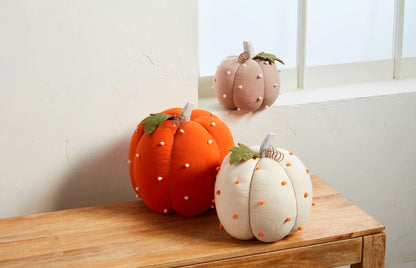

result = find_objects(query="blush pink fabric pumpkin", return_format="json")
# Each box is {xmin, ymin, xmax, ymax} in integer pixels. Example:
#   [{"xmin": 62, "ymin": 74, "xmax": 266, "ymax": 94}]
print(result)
[{"xmin": 214, "ymin": 42, "xmax": 284, "ymax": 112}]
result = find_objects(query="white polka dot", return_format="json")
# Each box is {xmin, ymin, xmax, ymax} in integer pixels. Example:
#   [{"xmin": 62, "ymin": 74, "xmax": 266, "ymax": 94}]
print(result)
[
  {"xmin": 263, "ymin": 61, "xmax": 268, "ymax": 65},
  {"xmin": 135, "ymin": 194, "xmax": 139, "ymax": 198},
  {"xmin": 273, "ymin": 83, "xmax": 279, "ymax": 88},
  {"xmin": 163, "ymin": 209, "xmax": 168, "ymax": 214},
  {"xmin": 237, "ymin": 107, "xmax": 241, "ymax": 111},
  {"xmin": 257, "ymin": 74, "xmax": 263, "ymax": 79},
  {"xmin": 265, "ymin": 105, "xmax": 269, "ymax": 109},
  {"xmin": 157, "ymin": 176, "xmax": 163, "ymax": 181},
  {"xmin": 242, "ymin": 63, "xmax": 247, "ymax": 67},
  {"xmin": 211, "ymin": 122, "xmax": 216, "ymax": 127},
  {"xmin": 258, "ymin": 96, "xmax": 263, "ymax": 101},
  {"xmin": 226, "ymin": 70, "xmax": 231, "ymax": 75},
  {"xmin": 238, "ymin": 85, "xmax": 243, "ymax": 89},
  {"xmin": 128, "ymin": 159, "xmax": 131, "ymax": 164},
  {"xmin": 179, "ymin": 129, "xmax": 185, "ymax": 133},
  {"xmin": 222, "ymin": 94, "xmax": 227, "ymax": 98},
  {"xmin": 136, "ymin": 153, "xmax": 140, "ymax": 158},
  {"xmin": 211, "ymin": 205, "xmax": 215, "ymax": 209},
  {"xmin": 207, "ymin": 140, "xmax": 213, "ymax": 145},
  {"xmin": 160, "ymin": 141, "xmax": 165, "ymax": 146},
  {"xmin": 184, "ymin": 163, "xmax": 190, "ymax": 168},
  {"xmin": 184, "ymin": 195, "xmax": 190, "ymax": 200},
  {"xmin": 135, "ymin": 187, "xmax": 139, "ymax": 191}
]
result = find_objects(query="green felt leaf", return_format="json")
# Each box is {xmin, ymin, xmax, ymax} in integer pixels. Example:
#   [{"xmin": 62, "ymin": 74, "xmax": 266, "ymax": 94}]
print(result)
[
  {"xmin": 229, "ymin": 143, "xmax": 260, "ymax": 165},
  {"xmin": 140, "ymin": 113, "xmax": 174, "ymax": 134},
  {"xmin": 253, "ymin": 52, "xmax": 285, "ymax": 65}
]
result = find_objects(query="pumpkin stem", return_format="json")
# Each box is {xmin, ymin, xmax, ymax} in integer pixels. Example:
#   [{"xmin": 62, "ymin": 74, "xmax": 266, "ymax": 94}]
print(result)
[
  {"xmin": 260, "ymin": 133, "xmax": 285, "ymax": 162},
  {"xmin": 260, "ymin": 133, "xmax": 275, "ymax": 158},
  {"xmin": 243, "ymin": 41, "xmax": 254, "ymax": 59},
  {"xmin": 175, "ymin": 102, "xmax": 194, "ymax": 127}
]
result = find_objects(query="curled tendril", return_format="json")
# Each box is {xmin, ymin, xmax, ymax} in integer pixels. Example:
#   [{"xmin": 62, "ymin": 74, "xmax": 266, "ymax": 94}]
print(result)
[
  {"xmin": 238, "ymin": 51, "xmax": 250, "ymax": 63},
  {"xmin": 172, "ymin": 114, "xmax": 184, "ymax": 128},
  {"xmin": 261, "ymin": 146, "xmax": 284, "ymax": 162}
]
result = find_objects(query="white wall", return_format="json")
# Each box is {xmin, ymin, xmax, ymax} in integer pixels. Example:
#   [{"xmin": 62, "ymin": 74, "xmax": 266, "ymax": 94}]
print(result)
[
  {"xmin": 0, "ymin": 0, "xmax": 198, "ymax": 217},
  {"xmin": 200, "ymin": 85, "xmax": 416, "ymax": 267}
]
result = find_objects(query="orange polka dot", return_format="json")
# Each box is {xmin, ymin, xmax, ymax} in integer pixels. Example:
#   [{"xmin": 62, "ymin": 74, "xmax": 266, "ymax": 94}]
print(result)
[
  {"xmin": 255, "ymin": 167, "xmax": 260, "ymax": 170},
  {"xmin": 304, "ymin": 192, "xmax": 308, "ymax": 198},
  {"xmin": 233, "ymin": 214, "xmax": 238, "ymax": 219},
  {"xmin": 216, "ymin": 166, "xmax": 221, "ymax": 171},
  {"xmin": 286, "ymin": 217, "xmax": 291, "ymax": 222},
  {"xmin": 235, "ymin": 179, "xmax": 240, "ymax": 184},
  {"xmin": 281, "ymin": 181, "xmax": 287, "ymax": 186},
  {"xmin": 258, "ymin": 232, "xmax": 263, "ymax": 237},
  {"xmin": 289, "ymin": 152, "xmax": 294, "ymax": 155},
  {"xmin": 219, "ymin": 223, "xmax": 223, "ymax": 229},
  {"xmin": 312, "ymin": 201, "xmax": 316, "ymax": 206},
  {"xmin": 298, "ymin": 225, "xmax": 303, "ymax": 231},
  {"xmin": 286, "ymin": 163, "xmax": 291, "ymax": 167},
  {"xmin": 216, "ymin": 190, "xmax": 221, "ymax": 195},
  {"xmin": 259, "ymin": 200, "xmax": 264, "ymax": 205},
  {"xmin": 306, "ymin": 169, "xmax": 310, "ymax": 174},
  {"xmin": 212, "ymin": 199, "xmax": 215, "ymax": 204}
]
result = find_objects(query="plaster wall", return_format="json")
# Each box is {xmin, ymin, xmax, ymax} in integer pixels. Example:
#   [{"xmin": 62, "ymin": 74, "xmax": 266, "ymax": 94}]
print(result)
[{"xmin": 0, "ymin": 0, "xmax": 198, "ymax": 217}]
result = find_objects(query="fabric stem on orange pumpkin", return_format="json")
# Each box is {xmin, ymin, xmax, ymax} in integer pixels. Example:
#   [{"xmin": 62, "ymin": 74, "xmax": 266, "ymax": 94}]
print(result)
[{"xmin": 173, "ymin": 102, "xmax": 193, "ymax": 127}]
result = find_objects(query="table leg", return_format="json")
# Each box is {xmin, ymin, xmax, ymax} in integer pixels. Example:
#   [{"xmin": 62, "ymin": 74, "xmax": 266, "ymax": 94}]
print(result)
[{"xmin": 351, "ymin": 233, "xmax": 386, "ymax": 268}]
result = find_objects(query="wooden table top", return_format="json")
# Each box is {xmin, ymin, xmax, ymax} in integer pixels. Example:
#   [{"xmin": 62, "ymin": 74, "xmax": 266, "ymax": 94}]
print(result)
[{"xmin": 0, "ymin": 176, "xmax": 384, "ymax": 267}]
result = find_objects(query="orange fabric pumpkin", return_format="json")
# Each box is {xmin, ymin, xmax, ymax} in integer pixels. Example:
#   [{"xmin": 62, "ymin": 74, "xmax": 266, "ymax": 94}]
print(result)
[{"xmin": 128, "ymin": 103, "xmax": 234, "ymax": 216}]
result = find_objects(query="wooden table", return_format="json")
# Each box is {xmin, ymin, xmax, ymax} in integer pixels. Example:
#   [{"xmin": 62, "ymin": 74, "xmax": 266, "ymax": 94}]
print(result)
[{"xmin": 0, "ymin": 176, "xmax": 385, "ymax": 267}]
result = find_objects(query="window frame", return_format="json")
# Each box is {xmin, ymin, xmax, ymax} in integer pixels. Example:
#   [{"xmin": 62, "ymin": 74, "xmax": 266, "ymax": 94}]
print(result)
[{"xmin": 198, "ymin": 0, "xmax": 415, "ymax": 98}]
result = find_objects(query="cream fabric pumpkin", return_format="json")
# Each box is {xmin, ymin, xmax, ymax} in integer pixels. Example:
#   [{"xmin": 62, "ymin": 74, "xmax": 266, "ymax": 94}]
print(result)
[{"xmin": 214, "ymin": 133, "xmax": 312, "ymax": 242}]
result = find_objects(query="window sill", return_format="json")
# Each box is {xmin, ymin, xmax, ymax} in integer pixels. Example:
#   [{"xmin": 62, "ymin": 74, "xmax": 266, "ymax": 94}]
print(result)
[
  {"xmin": 199, "ymin": 78, "xmax": 416, "ymax": 111},
  {"xmin": 276, "ymin": 77, "xmax": 416, "ymax": 106}
]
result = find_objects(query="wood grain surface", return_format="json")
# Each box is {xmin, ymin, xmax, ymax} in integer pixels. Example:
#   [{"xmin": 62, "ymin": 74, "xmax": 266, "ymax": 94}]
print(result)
[
  {"xmin": 352, "ymin": 233, "xmax": 386, "ymax": 268},
  {"xmin": 0, "ymin": 176, "xmax": 385, "ymax": 267},
  {"xmin": 187, "ymin": 238, "xmax": 363, "ymax": 268}
]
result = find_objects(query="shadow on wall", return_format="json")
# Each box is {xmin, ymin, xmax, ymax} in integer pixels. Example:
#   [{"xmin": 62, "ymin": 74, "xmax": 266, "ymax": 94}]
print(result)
[{"xmin": 53, "ymin": 135, "xmax": 135, "ymax": 211}]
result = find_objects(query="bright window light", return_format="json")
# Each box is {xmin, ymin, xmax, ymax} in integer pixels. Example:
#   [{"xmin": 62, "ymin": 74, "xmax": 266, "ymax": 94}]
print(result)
[
  {"xmin": 199, "ymin": 0, "xmax": 297, "ymax": 77},
  {"xmin": 306, "ymin": 0, "xmax": 394, "ymax": 66},
  {"xmin": 403, "ymin": 0, "xmax": 416, "ymax": 57}
]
